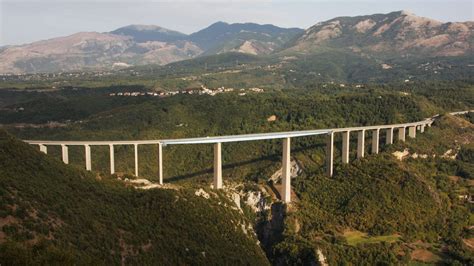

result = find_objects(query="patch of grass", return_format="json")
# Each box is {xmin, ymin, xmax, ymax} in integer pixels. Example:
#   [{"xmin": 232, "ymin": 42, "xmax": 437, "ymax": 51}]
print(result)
[
  {"xmin": 343, "ymin": 230, "xmax": 401, "ymax": 246},
  {"xmin": 410, "ymin": 248, "xmax": 442, "ymax": 264}
]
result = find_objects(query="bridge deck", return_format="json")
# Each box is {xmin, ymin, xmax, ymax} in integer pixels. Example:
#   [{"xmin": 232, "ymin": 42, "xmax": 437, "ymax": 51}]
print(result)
[{"xmin": 24, "ymin": 119, "xmax": 434, "ymax": 146}]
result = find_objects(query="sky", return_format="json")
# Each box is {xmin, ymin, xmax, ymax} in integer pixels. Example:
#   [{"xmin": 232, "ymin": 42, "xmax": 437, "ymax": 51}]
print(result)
[{"xmin": 0, "ymin": 0, "xmax": 472, "ymax": 46}]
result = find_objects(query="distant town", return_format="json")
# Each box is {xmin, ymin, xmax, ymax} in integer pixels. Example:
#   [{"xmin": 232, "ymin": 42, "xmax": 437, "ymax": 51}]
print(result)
[{"xmin": 108, "ymin": 85, "xmax": 264, "ymax": 97}]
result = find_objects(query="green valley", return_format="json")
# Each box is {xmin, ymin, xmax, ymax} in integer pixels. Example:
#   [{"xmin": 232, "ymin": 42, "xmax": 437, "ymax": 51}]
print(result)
[
  {"xmin": 1, "ymin": 7, "xmax": 473, "ymax": 266},
  {"xmin": 1, "ymin": 81, "xmax": 473, "ymax": 264}
]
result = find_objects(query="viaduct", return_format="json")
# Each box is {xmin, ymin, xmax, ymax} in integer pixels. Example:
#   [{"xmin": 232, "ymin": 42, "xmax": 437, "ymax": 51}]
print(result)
[{"xmin": 24, "ymin": 111, "xmax": 472, "ymax": 203}]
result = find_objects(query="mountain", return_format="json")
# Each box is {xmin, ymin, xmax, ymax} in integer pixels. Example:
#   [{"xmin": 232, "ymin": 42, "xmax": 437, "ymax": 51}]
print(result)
[
  {"xmin": 284, "ymin": 10, "xmax": 473, "ymax": 57},
  {"xmin": 111, "ymin": 24, "xmax": 187, "ymax": 43},
  {"xmin": 0, "ymin": 32, "xmax": 131, "ymax": 73},
  {"xmin": 0, "ymin": 130, "xmax": 269, "ymax": 264},
  {"xmin": 0, "ymin": 11, "xmax": 471, "ymax": 74},
  {"xmin": 0, "ymin": 22, "xmax": 301, "ymax": 74},
  {"xmin": 267, "ymin": 10, "xmax": 473, "ymax": 83},
  {"xmin": 188, "ymin": 22, "xmax": 304, "ymax": 55},
  {"xmin": 0, "ymin": 32, "xmax": 202, "ymax": 73}
]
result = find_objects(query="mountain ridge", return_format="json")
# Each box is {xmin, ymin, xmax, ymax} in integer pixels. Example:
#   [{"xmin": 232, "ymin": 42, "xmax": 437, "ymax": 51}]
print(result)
[
  {"xmin": 0, "ymin": 11, "xmax": 472, "ymax": 74},
  {"xmin": 188, "ymin": 21, "xmax": 303, "ymax": 53},
  {"xmin": 284, "ymin": 10, "xmax": 473, "ymax": 57},
  {"xmin": 111, "ymin": 24, "xmax": 188, "ymax": 43}
]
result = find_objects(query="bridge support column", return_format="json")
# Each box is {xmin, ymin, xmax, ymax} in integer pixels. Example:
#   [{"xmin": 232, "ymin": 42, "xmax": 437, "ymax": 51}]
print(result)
[
  {"xmin": 85, "ymin": 145, "xmax": 91, "ymax": 171},
  {"xmin": 342, "ymin": 131, "xmax": 350, "ymax": 163},
  {"xmin": 39, "ymin": 144, "xmax": 47, "ymax": 154},
  {"xmin": 386, "ymin": 128, "xmax": 394, "ymax": 145},
  {"xmin": 61, "ymin": 144, "xmax": 69, "ymax": 164},
  {"xmin": 282, "ymin": 137, "xmax": 291, "ymax": 203},
  {"xmin": 357, "ymin": 130, "xmax": 365, "ymax": 159},
  {"xmin": 326, "ymin": 132, "xmax": 334, "ymax": 177},
  {"xmin": 158, "ymin": 143, "xmax": 163, "ymax": 185},
  {"xmin": 134, "ymin": 144, "xmax": 139, "ymax": 177},
  {"xmin": 214, "ymin": 142, "xmax": 222, "ymax": 189},
  {"xmin": 408, "ymin": 126, "xmax": 416, "ymax": 138},
  {"xmin": 372, "ymin": 129, "xmax": 379, "ymax": 154},
  {"xmin": 420, "ymin": 125, "xmax": 425, "ymax": 133},
  {"xmin": 109, "ymin": 144, "xmax": 115, "ymax": 174},
  {"xmin": 398, "ymin": 127, "xmax": 406, "ymax": 142}
]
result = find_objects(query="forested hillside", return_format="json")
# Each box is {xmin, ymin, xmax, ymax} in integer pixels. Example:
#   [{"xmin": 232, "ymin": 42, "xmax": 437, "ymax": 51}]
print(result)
[
  {"xmin": 0, "ymin": 131, "xmax": 269, "ymax": 265},
  {"xmin": 272, "ymin": 114, "xmax": 474, "ymax": 264}
]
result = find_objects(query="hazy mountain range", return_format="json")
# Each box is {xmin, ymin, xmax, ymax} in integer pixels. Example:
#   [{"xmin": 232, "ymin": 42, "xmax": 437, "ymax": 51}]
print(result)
[{"xmin": 0, "ymin": 10, "xmax": 472, "ymax": 74}]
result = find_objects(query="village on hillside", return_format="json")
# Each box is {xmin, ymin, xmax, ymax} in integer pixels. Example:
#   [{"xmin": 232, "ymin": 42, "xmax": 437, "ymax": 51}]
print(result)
[{"xmin": 108, "ymin": 85, "xmax": 264, "ymax": 97}]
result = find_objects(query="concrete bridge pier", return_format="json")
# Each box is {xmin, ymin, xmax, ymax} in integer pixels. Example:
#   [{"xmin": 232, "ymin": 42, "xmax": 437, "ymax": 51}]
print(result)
[
  {"xmin": 214, "ymin": 142, "xmax": 222, "ymax": 189},
  {"xmin": 408, "ymin": 126, "xmax": 416, "ymax": 138},
  {"xmin": 420, "ymin": 125, "xmax": 425, "ymax": 133},
  {"xmin": 134, "ymin": 144, "xmax": 139, "ymax": 177},
  {"xmin": 282, "ymin": 137, "xmax": 291, "ymax": 203},
  {"xmin": 39, "ymin": 144, "xmax": 47, "ymax": 154},
  {"xmin": 158, "ymin": 143, "xmax": 163, "ymax": 185},
  {"xmin": 386, "ymin": 128, "xmax": 394, "ymax": 145},
  {"xmin": 398, "ymin": 127, "xmax": 406, "ymax": 142},
  {"xmin": 326, "ymin": 132, "xmax": 334, "ymax": 177},
  {"xmin": 357, "ymin": 130, "xmax": 365, "ymax": 159},
  {"xmin": 109, "ymin": 144, "xmax": 115, "ymax": 174},
  {"xmin": 85, "ymin": 145, "xmax": 91, "ymax": 171},
  {"xmin": 342, "ymin": 131, "xmax": 350, "ymax": 163},
  {"xmin": 61, "ymin": 144, "xmax": 69, "ymax": 164},
  {"xmin": 372, "ymin": 129, "xmax": 379, "ymax": 154}
]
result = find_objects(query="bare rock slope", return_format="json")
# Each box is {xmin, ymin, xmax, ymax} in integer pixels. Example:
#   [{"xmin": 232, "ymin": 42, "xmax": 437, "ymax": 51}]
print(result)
[{"xmin": 285, "ymin": 10, "xmax": 473, "ymax": 57}]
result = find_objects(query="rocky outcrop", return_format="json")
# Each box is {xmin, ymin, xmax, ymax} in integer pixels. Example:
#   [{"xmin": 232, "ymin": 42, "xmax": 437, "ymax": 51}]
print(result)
[{"xmin": 269, "ymin": 160, "xmax": 302, "ymax": 183}]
